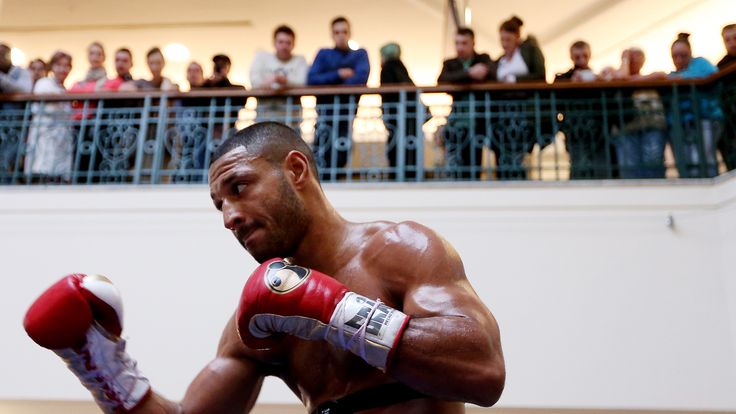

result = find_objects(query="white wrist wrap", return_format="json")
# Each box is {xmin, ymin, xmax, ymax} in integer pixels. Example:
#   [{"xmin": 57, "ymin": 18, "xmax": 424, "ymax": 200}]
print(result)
[
  {"xmin": 325, "ymin": 292, "xmax": 409, "ymax": 370},
  {"xmin": 55, "ymin": 325, "xmax": 150, "ymax": 413}
]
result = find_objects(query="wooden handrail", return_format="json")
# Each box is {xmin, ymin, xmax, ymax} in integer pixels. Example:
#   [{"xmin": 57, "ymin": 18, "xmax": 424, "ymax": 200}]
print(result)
[{"xmin": 1, "ymin": 63, "xmax": 733, "ymax": 103}]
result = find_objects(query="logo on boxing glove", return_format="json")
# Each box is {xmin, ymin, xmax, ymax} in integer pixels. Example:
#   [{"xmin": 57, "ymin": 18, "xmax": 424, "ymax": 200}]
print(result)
[{"xmin": 264, "ymin": 260, "xmax": 311, "ymax": 294}]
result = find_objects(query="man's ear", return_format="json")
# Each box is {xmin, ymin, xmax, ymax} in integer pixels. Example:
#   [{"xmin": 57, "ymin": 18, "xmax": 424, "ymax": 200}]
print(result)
[{"xmin": 284, "ymin": 150, "xmax": 311, "ymax": 189}]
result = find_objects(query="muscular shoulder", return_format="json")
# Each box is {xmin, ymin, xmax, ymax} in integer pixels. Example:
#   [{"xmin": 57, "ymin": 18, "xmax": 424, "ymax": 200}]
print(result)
[{"xmin": 363, "ymin": 221, "xmax": 466, "ymax": 288}]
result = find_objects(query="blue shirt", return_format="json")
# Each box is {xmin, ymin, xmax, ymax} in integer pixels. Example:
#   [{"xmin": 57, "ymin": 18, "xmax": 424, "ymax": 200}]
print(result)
[
  {"xmin": 667, "ymin": 57, "xmax": 723, "ymax": 121},
  {"xmin": 669, "ymin": 56, "xmax": 717, "ymax": 79},
  {"xmin": 307, "ymin": 48, "xmax": 370, "ymax": 86}
]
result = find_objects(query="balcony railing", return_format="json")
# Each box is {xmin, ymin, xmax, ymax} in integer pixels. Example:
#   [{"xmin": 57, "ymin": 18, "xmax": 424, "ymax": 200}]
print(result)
[{"xmin": 1, "ymin": 66, "xmax": 734, "ymax": 185}]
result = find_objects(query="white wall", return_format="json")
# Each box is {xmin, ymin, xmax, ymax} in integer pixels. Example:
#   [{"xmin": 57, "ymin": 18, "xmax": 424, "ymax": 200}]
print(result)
[{"xmin": 1, "ymin": 175, "xmax": 735, "ymax": 411}]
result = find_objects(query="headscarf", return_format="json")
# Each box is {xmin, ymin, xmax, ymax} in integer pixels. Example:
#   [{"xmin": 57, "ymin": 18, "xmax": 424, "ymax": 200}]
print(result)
[{"xmin": 380, "ymin": 43, "xmax": 401, "ymax": 64}]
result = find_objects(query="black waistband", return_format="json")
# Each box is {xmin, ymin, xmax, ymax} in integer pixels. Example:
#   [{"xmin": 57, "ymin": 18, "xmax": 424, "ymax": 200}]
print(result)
[{"xmin": 313, "ymin": 382, "xmax": 426, "ymax": 414}]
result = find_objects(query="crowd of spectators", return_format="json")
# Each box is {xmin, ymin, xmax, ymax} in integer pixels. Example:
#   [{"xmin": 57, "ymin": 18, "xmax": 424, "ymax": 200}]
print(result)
[{"xmin": 0, "ymin": 16, "xmax": 735, "ymax": 182}]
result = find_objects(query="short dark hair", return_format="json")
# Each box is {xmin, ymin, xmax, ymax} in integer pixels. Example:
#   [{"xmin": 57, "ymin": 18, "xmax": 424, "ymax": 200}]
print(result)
[
  {"xmin": 49, "ymin": 50, "xmax": 72, "ymax": 67},
  {"xmin": 331, "ymin": 16, "xmax": 349, "ymax": 27},
  {"xmin": 29, "ymin": 58, "xmax": 46, "ymax": 68},
  {"xmin": 672, "ymin": 32, "xmax": 691, "ymax": 50},
  {"xmin": 213, "ymin": 54, "xmax": 231, "ymax": 67},
  {"xmin": 456, "ymin": 27, "xmax": 475, "ymax": 39},
  {"xmin": 211, "ymin": 122, "xmax": 319, "ymax": 179},
  {"xmin": 115, "ymin": 48, "xmax": 133, "ymax": 58},
  {"xmin": 274, "ymin": 25, "xmax": 295, "ymax": 39},
  {"xmin": 146, "ymin": 47, "xmax": 163, "ymax": 59},
  {"xmin": 570, "ymin": 40, "xmax": 590, "ymax": 51},
  {"xmin": 723, "ymin": 24, "xmax": 736, "ymax": 34},
  {"xmin": 500, "ymin": 15, "xmax": 524, "ymax": 35}
]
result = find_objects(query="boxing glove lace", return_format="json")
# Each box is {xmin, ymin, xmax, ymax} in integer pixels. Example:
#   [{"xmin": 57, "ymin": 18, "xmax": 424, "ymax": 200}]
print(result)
[{"xmin": 24, "ymin": 274, "xmax": 150, "ymax": 413}]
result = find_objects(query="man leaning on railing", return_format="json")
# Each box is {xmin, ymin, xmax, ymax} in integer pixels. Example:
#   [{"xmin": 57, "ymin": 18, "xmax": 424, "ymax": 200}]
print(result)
[
  {"xmin": 554, "ymin": 40, "xmax": 611, "ymax": 180},
  {"xmin": 0, "ymin": 42, "xmax": 32, "ymax": 183},
  {"xmin": 307, "ymin": 16, "xmax": 369, "ymax": 180},
  {"xmin": 668, "ymin": 33, "xmax": 723, "ymax": 178},
  {"xmin": 437, "ymin": 27, "xmax": 495, "ymax": 181},
  {"xmin": 250, "ymin": 25, "xmax": 308, "ymax": 126},
  {"xmin": 717, "ymin": 23, "xmax": 736, "ymax": 172}
]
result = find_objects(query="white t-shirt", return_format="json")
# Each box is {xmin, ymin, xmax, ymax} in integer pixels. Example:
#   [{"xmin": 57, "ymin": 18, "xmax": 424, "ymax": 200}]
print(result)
[
  {"xmin": 497, "ymin": 48, "xmax": 529, "ymax": 83},
  {"xmin": 249, "ymin": 51, "xmax": 308, "ymax": 89}
]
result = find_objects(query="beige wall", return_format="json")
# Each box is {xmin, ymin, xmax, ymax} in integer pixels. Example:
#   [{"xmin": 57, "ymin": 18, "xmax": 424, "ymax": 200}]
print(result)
[{"xmin": 3, "ymin": 174, "xmax": 736, "ymax": 411}]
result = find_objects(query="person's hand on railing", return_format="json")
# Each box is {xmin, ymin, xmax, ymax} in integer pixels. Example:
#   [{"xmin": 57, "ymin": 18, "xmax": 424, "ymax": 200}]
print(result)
[
  {"xmin": 468, "ymin": 63, "xmax": 490, "ymax": 81},
  {"xmin": 338, "ymin": 68, "xmax": 356, "ymax": 80},
  {"xmin": 118, "ymin": 81, "xmax": 138, "ymax": 92}
]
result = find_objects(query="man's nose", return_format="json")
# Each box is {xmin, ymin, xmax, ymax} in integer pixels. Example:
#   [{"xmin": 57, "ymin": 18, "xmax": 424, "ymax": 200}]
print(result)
[{"xmin": 222, "ymin": 200, "xmax": 244, "ymax": 230}]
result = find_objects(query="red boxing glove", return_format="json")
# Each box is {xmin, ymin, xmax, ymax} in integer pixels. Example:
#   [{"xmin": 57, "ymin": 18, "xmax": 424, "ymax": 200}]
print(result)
[
  {"xmin": 24, "ymin": 274, "xmax": 150, "ymax": 413},
  {"xmin": 237, "ymin": 258, "xmax": 410, "ymax": 371}
]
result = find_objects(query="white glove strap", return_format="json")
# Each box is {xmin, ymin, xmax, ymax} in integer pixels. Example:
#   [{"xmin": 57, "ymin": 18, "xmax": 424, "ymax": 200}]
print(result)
[
  {"xmin": 55, "ymin": 325, "xmax": 150, "ymax": 413},
  {"xmin": 325, "ymin": 292, "xmax": 409, "ymax": 370}
]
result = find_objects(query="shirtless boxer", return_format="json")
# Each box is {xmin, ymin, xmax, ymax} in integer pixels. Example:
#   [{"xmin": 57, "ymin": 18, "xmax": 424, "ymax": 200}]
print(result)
[{"xmin": 24, "ymin": 122, "xmax": 505, "ymax": 413}]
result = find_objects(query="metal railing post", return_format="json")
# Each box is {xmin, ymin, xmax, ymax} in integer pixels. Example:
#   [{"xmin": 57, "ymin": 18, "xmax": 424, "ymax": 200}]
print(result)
[
  {"xmin": 533, "ymin": 91, "xmax": 543, "ymax": 180},
  {"xmin": 15, "ymin": 101, "xmax": 32, "ymax": 185},
  {"xmin": 133, "ymin": 96, "xmax": 152, "ymax": 184},
  {"xmin": 549, "ymin": 91, "xmax": 560, "ymax": 181},
  {"xmin": 151, "ymin": 95, "xmax": 169, "ymax": 184},
  {"xmin": 689, "ymin": 83, "xmax": 707, "ymax": 177},
  {"xmin": 346, "ymin": 94, "xmax": 355, "ymax": 182},
  {"xmin": 669, "ymin": 84, "xmax": 686, "ymax": 177},
  {"xmin": 72, "ymin": 100, "xmax": 90, "ymax": 184},
  {"xmin": 87, "ymin": 99, "xmax": 104, "ymax": 184},
  {"xmin": 415, "ymin": 89, "xmax": 426, "ymax": 182},
  {"xmin": 396, "ymin": 90, "xmax": 407, "ymax": 182}
]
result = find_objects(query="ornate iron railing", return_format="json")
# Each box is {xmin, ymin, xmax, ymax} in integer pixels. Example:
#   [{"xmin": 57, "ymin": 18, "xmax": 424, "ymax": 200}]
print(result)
[{"xmin": 1, "ymin": 66, "xmax": 734, "ymax": 185}]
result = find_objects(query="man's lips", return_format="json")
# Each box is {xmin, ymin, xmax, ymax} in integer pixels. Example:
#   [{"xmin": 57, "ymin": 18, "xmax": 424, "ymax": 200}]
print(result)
[{"xmin": 235, "ymin": 225, "xmax": 259, "ymax": 246}]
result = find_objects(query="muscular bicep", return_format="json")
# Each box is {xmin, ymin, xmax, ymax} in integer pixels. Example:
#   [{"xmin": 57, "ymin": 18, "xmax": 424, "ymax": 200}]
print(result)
[
  {"xmin": 380, "ymin": 223, "xmax": 505, "ymax": 404},
  {"xmin": 401, "ymin": 251, "xmax": 499, "ymax": 339},
  {"xmin": 397, "ymin": 226, "xmax": 495, "ymax": 324},
  {"xmin": 180, "ymin": 315, "xmax": 265, "ymax": 414}
]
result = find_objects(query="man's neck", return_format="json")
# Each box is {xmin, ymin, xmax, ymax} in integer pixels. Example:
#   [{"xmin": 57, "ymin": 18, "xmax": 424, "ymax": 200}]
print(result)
[
  {"xmin": 292, "ymin": 199, "xmax": 352, "ymax": 274},
  {"xmin": 276, "ymin": 53, "xmax": 292, "ymax": 62}
]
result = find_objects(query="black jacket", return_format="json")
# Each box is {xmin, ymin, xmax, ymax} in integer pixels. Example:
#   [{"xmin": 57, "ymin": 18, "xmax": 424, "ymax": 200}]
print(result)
[
  {"xmin": 498, "ymin": 36, "xmax": 546, "ymax": 82},
  {"xmin": 380, "ymin": 58, "xmax": 415, "ymax": 104},
  {"xmin": 437, "ymin": 53, "xmax": 496, "ymax": 84}
]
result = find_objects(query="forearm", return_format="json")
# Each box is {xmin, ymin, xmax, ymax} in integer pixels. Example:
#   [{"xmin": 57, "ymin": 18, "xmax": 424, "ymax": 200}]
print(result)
[
  {"xmin": 308, "ymin": 70, "xmax": 340, "ymax": 85},
  {"xmin": 0, "ymin": 72, "xmax": 32, "ymax": 93},
  {"xmin": 389, "ymin": 316, "xmax": 505, "ymax": 406},
  {"xmin": 438, "ymin": 69, "xmax": 471, "ymax": 84}
]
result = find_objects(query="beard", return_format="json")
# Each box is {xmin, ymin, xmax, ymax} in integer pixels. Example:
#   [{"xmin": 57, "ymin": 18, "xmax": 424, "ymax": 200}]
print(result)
[{"xmin": 238, "ymin": 175, "xmax": 311, "ymax": 263}]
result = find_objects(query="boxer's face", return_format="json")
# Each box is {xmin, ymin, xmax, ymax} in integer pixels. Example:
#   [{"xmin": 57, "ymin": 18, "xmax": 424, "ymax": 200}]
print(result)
[{"xmin": 209, "ymin": 147, "xmax": 310, "ymax": 263}]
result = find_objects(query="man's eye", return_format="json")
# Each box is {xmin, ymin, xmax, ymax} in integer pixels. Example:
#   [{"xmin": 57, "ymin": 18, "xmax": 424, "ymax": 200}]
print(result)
[{"xmin": 233, "ymin": 183, "xmax": 247, "ymax": 195}]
